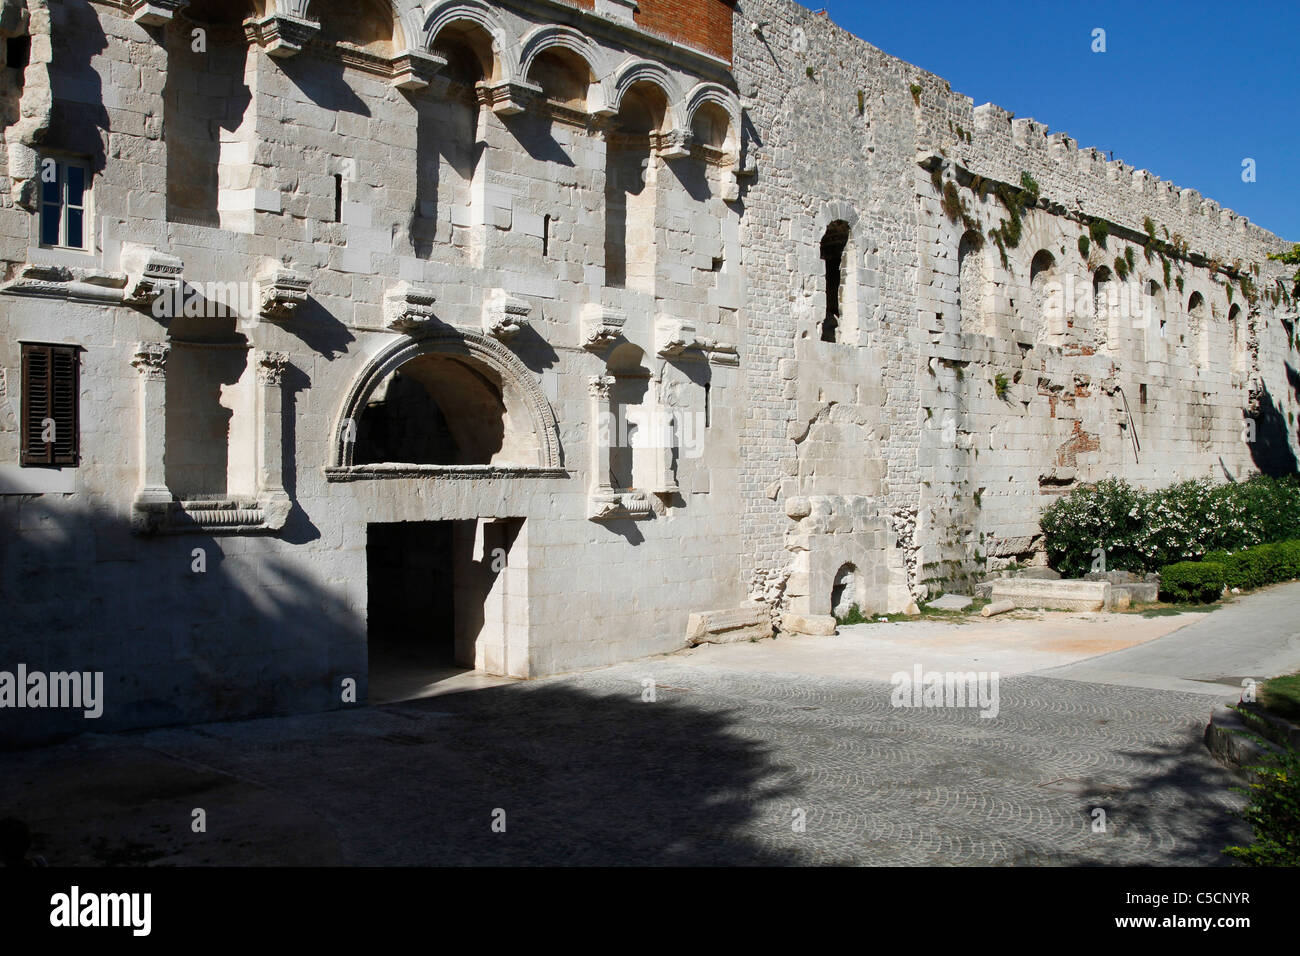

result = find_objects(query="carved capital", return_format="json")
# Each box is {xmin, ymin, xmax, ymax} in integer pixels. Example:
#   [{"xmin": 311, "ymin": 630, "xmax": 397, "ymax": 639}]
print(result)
[
  {"xmin": 384, "ymin": 282, "xmax": 439, "ymax": 334},
  {"xmin": 122, "ymin": 250, "xmax": 184, "ymax": 313},
  {"xmin": 588, "ymin": 375, "xmax": 616, "ymax": 401},
  {"xmin": 259, "ymin": 268, "xmax": 311, "ymax": 322},
  {"xmin": 581, "ymin": 304, "xmax": 626, "ymax": 352},
  {"xmin": 131, "ymin": 342, "xmax": 170, "ymax": 380},
  {"xmin": 482, "ymin": 289, "xmax": 531, "ymax": 342},
  {"xmin": 256, "ymin": 350, "xmax": 290, "ymax": 387}
]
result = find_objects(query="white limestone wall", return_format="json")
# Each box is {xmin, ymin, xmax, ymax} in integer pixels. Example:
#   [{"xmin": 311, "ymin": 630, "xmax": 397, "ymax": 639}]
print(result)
[{"xmin": 0, "ymin": 0, "xmax": 746, "ymax": 739}]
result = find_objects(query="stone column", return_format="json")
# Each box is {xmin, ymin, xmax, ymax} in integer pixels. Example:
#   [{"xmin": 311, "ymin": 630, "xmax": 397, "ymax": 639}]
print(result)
[
  {"xmin": 130, "ymin": 343, "xmax": 170, "ymax": 507},
  {"xmin": 256, "ymin": 350, "xmax": 291, "ymax": 529},
  {"xmin": 589, "ymin": 375, "xmax": 615, "ymax": 495}
]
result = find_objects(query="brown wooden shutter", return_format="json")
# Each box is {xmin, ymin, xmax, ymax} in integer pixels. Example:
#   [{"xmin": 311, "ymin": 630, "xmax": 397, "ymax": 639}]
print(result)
[{"xmin": 20, "ymin": 342, "xmax": 79, "ymax": 467}]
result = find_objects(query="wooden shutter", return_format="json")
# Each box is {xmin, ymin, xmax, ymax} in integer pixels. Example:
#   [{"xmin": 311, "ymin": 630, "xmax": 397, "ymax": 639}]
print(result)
[{"xmin": 20, "ymin": 342, "xmax": 79, "ymax": 467}]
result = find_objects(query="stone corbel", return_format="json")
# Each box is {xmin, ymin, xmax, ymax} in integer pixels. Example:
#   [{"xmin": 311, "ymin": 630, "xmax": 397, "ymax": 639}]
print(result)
[
  {"xmin": 655, "ymin": 129, "xmax": 692, "ymax": 160},
  {"xmin": 588, "ymin": 490, "xmax": 652, "ymax": 522},
  {"xmin": 244, "ymin": 13, "xmax": 321, "ymax": 58},
  {"xmin": 257, "ymin": 267, "xmax": 310, "ymax": 322},
  {"xmin": 581, "ymin": 304, "xmax": 626, "ymax": 352},
  {"xmin": 384, "ymin": 282, "xmax": 439, "ymax": 334},
  {"xmin": 655, "ymin": 316, "xmax": 699, "ymax": 359},
  {"xmin": 126, "ymin": 0, "xmax": 189, "ymax": 26},
  {"xmin": 477, "ymin": 80, "xmax": 542, "ymax": 116},
  {"xmin": 482, "ymin": 289, "xmax": 531, "ymax": 342},
  {"xmin": 705, "ymin": 340, "xmax": 740, "ymax": 367},
  {"xmin": 122, "ymin": 248, "xmax": 184, "ymax": 314},
  {"xmin": 390, "ymin": 49, "xmax": 447, "ymax": 92}
]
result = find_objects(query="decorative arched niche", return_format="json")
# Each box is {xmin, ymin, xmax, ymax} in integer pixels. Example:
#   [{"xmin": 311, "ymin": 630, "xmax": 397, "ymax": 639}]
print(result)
[{"xmin": 327, "ymin": 328, "xmax": 564, "ymax": 479}]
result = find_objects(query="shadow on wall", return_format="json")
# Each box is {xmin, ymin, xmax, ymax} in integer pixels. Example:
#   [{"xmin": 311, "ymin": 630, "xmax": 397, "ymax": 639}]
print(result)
[
  {"xmin": 0, "ymin": 495, "xmax": 362, "ymax": 749},
  {"xmin": 46, "ymin": 0, "xmax": 109, "ymax": 179},
  {"xmin": 1248, "ymin": 382, "xmax": 1299, "ymax": 478}
]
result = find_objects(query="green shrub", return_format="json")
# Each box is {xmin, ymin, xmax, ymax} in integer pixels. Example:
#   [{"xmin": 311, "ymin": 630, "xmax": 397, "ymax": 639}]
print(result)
[
  {"xmin": 1041, "ymin": 475, "xmax": 1300, "ymax": 577},
  {"xmin": 1201, "ymin": 540, "xmax": 1300, "ymax": 591},
  {"xmin": 1225, "ymin": 741, "xmax": 1300, "ymax": 866},
  {"xmin": 1159, "ymin": 561, "xmax": 1225, "ymax": 603}
]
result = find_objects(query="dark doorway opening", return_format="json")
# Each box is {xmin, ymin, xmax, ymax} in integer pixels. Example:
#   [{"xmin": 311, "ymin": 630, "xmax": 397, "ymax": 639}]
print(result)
[
  {"xmin": 367, "ymin": 520, "xmax": 464, "ymax": 703},
  {"xmin": 366, "ymin": 518, "xmax": 524, "ymax": 703}
]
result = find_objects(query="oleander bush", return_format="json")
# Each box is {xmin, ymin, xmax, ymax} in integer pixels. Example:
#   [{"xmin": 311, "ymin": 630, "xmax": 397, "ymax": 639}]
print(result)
[
  {"xmin": 1041, "ymin": 475, "xmax": 1300, "ymax": 577},
  {"xmin": 1158, "ymin": 561, "xmax": 1225, "ymax": 604}
]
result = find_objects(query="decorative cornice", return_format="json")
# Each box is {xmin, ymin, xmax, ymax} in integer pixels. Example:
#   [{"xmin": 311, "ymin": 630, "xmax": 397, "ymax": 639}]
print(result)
[
  {"xmin": 132, "ymin": 496, "xmax": 288, "ymax": 535},
  {"xmin": 324, "ymin": 464, "xmax": 569, "ymax": 482}
]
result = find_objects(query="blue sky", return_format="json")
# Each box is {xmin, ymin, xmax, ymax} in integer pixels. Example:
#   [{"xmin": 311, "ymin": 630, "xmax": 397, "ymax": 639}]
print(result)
[{"xmin": 818, "ymin": 0, "xmax": 1298, "ymax": 241}]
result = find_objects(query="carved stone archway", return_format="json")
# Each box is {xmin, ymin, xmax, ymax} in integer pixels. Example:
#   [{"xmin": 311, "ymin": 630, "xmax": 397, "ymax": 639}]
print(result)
[{"xmin": 328, "ymin": 327, "xmax": 563, "ymax": 475}]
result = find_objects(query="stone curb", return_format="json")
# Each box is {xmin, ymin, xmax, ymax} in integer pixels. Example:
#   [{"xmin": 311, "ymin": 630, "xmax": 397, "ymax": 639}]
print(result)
[{"xmin": 1204, "ymin": 702, "xmax": 1298, "ymax": 776}]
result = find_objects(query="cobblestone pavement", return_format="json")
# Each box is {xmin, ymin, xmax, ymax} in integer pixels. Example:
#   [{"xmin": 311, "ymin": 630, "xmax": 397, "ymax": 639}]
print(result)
[{"xmin": 4, "ymin": 660, "xmax": 1248, "ymax": 866}]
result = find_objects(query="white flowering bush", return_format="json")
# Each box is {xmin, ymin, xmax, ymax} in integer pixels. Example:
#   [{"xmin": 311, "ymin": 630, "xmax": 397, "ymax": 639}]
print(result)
[{"xmin": 1041, "ymin": 475, "xmax": 1300, "ymax": 577}]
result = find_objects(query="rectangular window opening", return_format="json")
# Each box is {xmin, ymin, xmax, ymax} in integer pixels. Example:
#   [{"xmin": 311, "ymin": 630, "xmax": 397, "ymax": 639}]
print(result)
[
  {"xmin": 38, "ymin": 157, "xmax": 89, "ymax": 250},
  {"xmin": 333, "ymin": 174, "xmax": 343, "ymax": 222},
  {"xmin": 542, "ymin": 214, "xmax": 551, "ymax": 258}
]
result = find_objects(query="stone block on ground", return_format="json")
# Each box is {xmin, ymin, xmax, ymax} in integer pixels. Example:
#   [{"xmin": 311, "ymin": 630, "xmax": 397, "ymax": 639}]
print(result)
[
  {"xmin": 990, "ymin": 577, "xmax": 1110, "ymax": 612},
  {"xmin": 928, "ymin": 593, "xmax": 972, "ymax": 611},
  {"xmin": 780, "ymin": 613, "xmax": 837, "ymax": 636},
  {"xmin": 685, "ymin": 603, "xmax": 773, "ymax": 647}
]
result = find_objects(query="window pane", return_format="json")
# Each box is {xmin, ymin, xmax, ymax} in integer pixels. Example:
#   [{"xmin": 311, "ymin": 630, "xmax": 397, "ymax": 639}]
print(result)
[
  {"xmin": 41, "ymin": 204, "xmax": 61, "ymax": 245},
  {"xmin": 66, "ymin": 165, "xmax": 85, "ymax": 207},
  {"xmin": 41, "ymin": 164, "xmax": 60, "ymax": 204},
  {"xmin": 66, "ymin": 208, "xmax": 84, "ymax": 248}
]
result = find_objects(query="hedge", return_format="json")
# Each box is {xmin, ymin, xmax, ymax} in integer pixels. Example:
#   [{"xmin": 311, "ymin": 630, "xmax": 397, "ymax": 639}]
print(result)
[
  {"xmin": 1160, "ymin": 539, "xmax": 1300, "ymax": 603},
  {"xmin": 1159, "ymin": 561, "xmax": 1226, "ymax": 604},
  {"xmin": 1041, "ymin": 475, "xmax": 1300, "ymax": 577},
  {"xmin": 1201, "ymin": 540, "xmax": 1300, "ymax": 591}
]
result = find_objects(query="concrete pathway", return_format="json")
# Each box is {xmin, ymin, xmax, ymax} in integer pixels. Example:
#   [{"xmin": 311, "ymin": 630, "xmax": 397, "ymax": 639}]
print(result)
[
  {"xmin": 1040, "ymin": 580, "xmax": 1300, "ymax": 697},
  {"xmin": 675, "ymin": 608, "xmax": 1206, "ymax": 682}
]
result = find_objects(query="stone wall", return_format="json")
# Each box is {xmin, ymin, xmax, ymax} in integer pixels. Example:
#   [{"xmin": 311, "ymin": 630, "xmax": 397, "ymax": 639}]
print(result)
[
  {"xmin": 0, "ymin": 0, "xmax": 1296, "ymax": 742},
  {"xmin": 733, "ymin": 0, "xmax": 1298, "ymax": 606}
]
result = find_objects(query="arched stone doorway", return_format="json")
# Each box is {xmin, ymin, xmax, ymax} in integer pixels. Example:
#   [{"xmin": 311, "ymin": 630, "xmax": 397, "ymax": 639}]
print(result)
[{"xmin": 328, "ymin": 329, "xmax": 564, "ymax": 699}]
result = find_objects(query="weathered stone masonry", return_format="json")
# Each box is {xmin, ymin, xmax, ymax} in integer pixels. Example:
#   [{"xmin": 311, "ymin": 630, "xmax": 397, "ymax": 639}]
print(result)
[{"xmin": 0, "ymin": 0, "xmax": 1294, "ymax": 741}]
